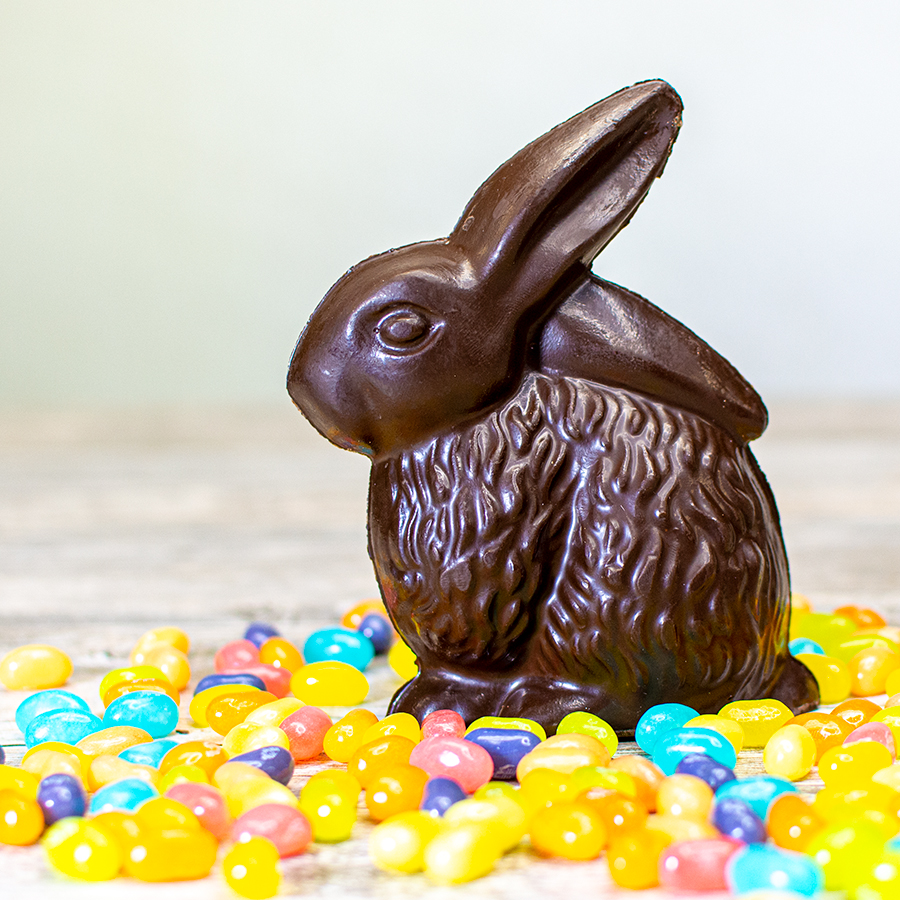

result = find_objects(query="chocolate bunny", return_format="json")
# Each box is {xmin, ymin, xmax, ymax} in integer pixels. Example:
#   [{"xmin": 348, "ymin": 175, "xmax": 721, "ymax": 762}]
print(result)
[{"xmin": 288, "ymin": 80, "xmax": 819, "ymax": 734}]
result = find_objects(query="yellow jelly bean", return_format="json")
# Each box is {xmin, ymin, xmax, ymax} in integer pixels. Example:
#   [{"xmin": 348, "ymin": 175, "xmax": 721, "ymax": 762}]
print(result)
[
  {"xmin": 646, "ymin": 813, "xmax": 717, "ymax": 842},
  {"xmin": 189, "ymin": 683, "xmax": 259, "ymax": 727},
  {"xmin": 872, "ymin": 764, "xmax": 900, "ymax": 793},
  {"xmin": 369, "ymin": 810, "xmax": 441, "ymax": 873},
  {"xmin": 0, "ymin": 644, "xmax": 72, "ymax": 690},
  {"xmin": 242, "ymin": 697, "xmax": 305, "ymax": 728},
  {"xmin": 43, "ymin": 818, "xmax": 123, "ymax": 881},
  {"xmin": 466, "ymin": 716, "xmax": 547, "ymax": 742},
  {"xmin": 98, "ymin": 666, "xmax": 170, "ymax": 700},
  {"xmin": 655, "ymin": 774, "xmax": 714, "ymax": 821},
  {"xmin": 76, "ymin": 726, "xmax": 152, "ymax": 760},
  {"xmin": 791, "ymin": 593, "xmax": 813, "ymax": 614},
  {"xmin": 323, "ymin": 708, "xmax": 380, "ymax": 763},
  {"xmin": 849, "ymin": 645, "xmax": 900, "ymax": 697},
  {"xmin": 794, "ymin": 653, "xmax": 852, "ymax": 705},
  {"xmin": 221, "ymin": 723, "xmax": 290, "ymax": 758},
  {"xmin": 683, "ymin": 715, "xmax": 744, "ymax": 754},
  {"xmin": 424, "ymin": 822, "xmax": 502, "ymax": 885},
  {"xmin": 869, "ymin": 709, "xmax": 900, "ymax": 748},
  {"xmin": 442, "ymin": 796, "xmax": 527, "ymax": 851},
  {"xmin": 790, "ymin": 613, "xmax": 857, "ymax": 657},
  {"xmin": 569, "ymin": 766, "xmax": 638, "ymax": 800},
  {"xmin": 516, "ymin": 733, "xmax": 610, "ymax": 780},
  {"xmin": 763, "ymin": 723, "xmax": 817, "ymax": 781},
  {"xmin": 290, "ymin": 661, "xmax": 368, "ymax": 706},
  {"xmin": 224, "ymin": 774, "xmax": 299, "ymax": 820},
  {"xmin": 361, "ymin": 712, "xmax": 421, "ymax": 745},
  {"xmin": 718, "ymin": 699, "xmax": 793, "ymax": 748},
  {"xmin": 388, "ymin": 640, "xmax": 418, "ymax": 681},
  {"xmin": 21, "ymin": 749, "xmax": 86, "ymax": 784},
  {"xmin": 158, "ymin": 764, "xmax": 210, "ymax": 794},
  {"xmin": 0, "ymin": 764, "xmax": 39, "ymax": 800},
  {"xmin": 130, "ymin": 627, "xmax": 190, "ymax": 663},
  {"xmin": 885, "ymin": 668, "xmax": 900, "ymax": 698},
  {"xmin": 298, "ymin": 772, "xmax": 358, "ymax": 842},
  {"xmin": 557, "ymin": 711, "xmax": 618, "ymax": 756},
  {"xmin": 223, "ymin": 835, "xmax": 282, "ymax": 898},
  {"xmin": 819, "ymin": 741, "xmax": 894, "ymax": 790},
  {"xmin": 88, "ymin": 755, "xmax": 159, "ymax": 792},
  {"xmin": 139, "ymin": 644, "xmax": 191, "ymax": 691},
  {"xmin": 518, "ymin": 768, "xmax": 574, "ymax": 809}
]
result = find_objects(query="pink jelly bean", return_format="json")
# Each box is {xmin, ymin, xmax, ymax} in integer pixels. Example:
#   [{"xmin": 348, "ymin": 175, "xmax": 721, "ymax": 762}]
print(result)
[
  {"xmin": 165, "ymin": 782, "xmax": 232, "ymax": 840},
  {"xmin": 659, "ymin": 838, "xmax": 740, "ymax": 891},
  {"xmin": 232, "ymin": 803, "xmax": 312, "ymax": 857},
  {"xmin": 215, "ymin": 639, "xmax": 260, "ymax": 673},
  {"xmin": 422, "ymin": 709, "xmax": 466, "ymax": 739},
  {"xmin": 222, "ymin": 663, "xmax": 292, "ymax": 698},
  {"xmin": 409, "ymin": 735, "xmax": 493, "ymax": 792},
  {"xmin": 844, "ymin": 722, "xmax": 896, "ymax": 758},
  {"xmin": 279, "ymin": 706, "xmax": 333, "ymax": 761}
]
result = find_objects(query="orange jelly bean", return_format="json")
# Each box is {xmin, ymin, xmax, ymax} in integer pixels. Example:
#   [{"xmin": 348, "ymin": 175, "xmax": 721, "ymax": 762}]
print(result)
[
  {"xmin": 833, "ymin": 605, "xmax": 887, "ymax": 629},
  {"xmin": 849, "ymin": 645, "xmax": 900, "ymax": 697},
  {"xmin": 767, "ymin": 793, "xmax": 825, "ymax": 852},
  {"xmin": 579, "ymin": 792, "xmax": 649, "ymax": 839},
  {"xmin": 206, "ymin": 691, "xmax": 278, "ymax": 736},
  {"xmin": 831, "ymin": 698, "xmax": 883, "ymax": 730},
  {"xmin": 348, "ymin": 736, "xmax": 415, "ymax": 789},
  {"xmin": 787, "ymin": 712, "xmax": 854, "ymax": 759},
  {"xmin": 258, "ymin": 637, "xmax": 304, "ymax": 673},
  {"xmin": 160, "ymin": 741, "xmax": 228, "ymax": 779},
  {"xmin": 608, "ymin": 755, "xmax": 665, "ymax": 812},
  {"xmin": 365, "ymin": 763, "xmax": 429, "ymax": 822},
  {"xmin": 607, "ymin": 827, "xmax": 671, "ymax": 889},
  {"xmin": 341, "ymin": 598, "xmax": 387, "ymax": 630},
  {"xmin": 102, "ymin": 678, "xmax": 180, "ymax": 707}
]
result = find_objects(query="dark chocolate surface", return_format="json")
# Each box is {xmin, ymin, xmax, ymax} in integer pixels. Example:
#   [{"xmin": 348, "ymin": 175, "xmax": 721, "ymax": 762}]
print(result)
[{"xmin": 288, "ymin": 80, "xmax": 819, "ymax": 734}]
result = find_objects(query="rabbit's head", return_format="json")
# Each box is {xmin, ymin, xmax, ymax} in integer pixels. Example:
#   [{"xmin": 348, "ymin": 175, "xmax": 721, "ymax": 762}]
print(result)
[{"xmin": 288, "ymin": 81, "xmax": 682, "ymax": 458}]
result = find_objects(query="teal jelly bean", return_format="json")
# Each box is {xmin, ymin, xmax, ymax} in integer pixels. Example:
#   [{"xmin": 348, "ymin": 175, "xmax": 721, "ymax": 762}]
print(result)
[
  {"xmin": 715, "ymin": 775, "xmax": 797, "ymax": 821},
  {"xmin": 726, "ymin": 844, "xmax": 823, "ymax": 896},
  {"xmin": 24, "ymin": 708, "xmax": 104, "ymax": 747},
  {"xmin": 303, "ymin": 627, "xmax": 375, "ymax": 671},
  {"xmin": 103, "ymin": 690, "xmax": 179, "ymax": 738},
  {"xmin": 789, "ymin": 637, "xmax": 824, "ymax": 656},
  {"xmin": 15, "ymin": 689, "xmax": 91, "ymax": 733},
  {"xmin": 118, "ymin": 738, "xmax": 180, "ymax": 768},
  {"xmin": 90, "ymin": 777, "xmax": 159, "ymax": 813},
  {"xmin": 635, "ymin": 703, "xmax": 698, "ymax": 753},
  {"xmin": 650, "ymin": 726, "xmax": 737, "ymax": 775}
]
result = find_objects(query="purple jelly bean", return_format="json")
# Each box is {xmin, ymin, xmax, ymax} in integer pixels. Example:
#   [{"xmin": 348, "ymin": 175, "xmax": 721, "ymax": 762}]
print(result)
[
  {"xmin": 712, "ymin": 796, "xmax": 767, "ymax": 844},
  {"xmin": 37, "ymin": 773, "xmax": 86, "ymax": 824},
  {"xmin": 420, "ymin": 777, "xmax": 467, "ymax": 816},
  {"xmin": 229, "ymin": 745, "xmax": 295, "ymax": 785},
  {"xmin": 464, "ymin": 728, "xmax": 541, "ymax": 780},
  {"xmin": 358, "ymin": 613, "xmax": 393, "ymax": 654},
  {"xmin": 244, "ymin": 622, "xmax": 281, "ymax": 648},
  {"xmin": 675, "ymin": 752, "xmax": 737, "ymax": 792}
]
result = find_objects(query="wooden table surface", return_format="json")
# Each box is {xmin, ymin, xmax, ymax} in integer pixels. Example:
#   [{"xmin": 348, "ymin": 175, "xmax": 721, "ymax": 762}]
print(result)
[{"xmin": 2, "ymin": 401, "xmax": 899, "ymax": 898}]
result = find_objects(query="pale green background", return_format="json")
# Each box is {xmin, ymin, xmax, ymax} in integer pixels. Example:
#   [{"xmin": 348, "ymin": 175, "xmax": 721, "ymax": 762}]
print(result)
[{"xmin": 2, "ymin": 0, "xmax": 898, "ymax": 408}]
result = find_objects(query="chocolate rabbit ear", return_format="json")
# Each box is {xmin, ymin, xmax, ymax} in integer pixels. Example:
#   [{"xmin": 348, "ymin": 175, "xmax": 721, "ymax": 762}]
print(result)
[{"xmin": 451, "ymin": 80, "xmax": 682, "ymax": 302}]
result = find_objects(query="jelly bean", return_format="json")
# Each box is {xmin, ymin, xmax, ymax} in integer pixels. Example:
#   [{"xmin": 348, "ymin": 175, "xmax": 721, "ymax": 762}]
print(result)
[
  {"xmin": 835, "ymin": 634, "xmax": 900, "ymax": 664},
  {"xmin": 103, "ymin": 690, "xmax": 179, "ymax": 738},
  {"xmin": 341, "ymin": 598, "xmax": 386, "ymax": 630},
  {"xmin": 465, "ymin": 728, "xmax": 542, "ymax": 780},
  {"xmin": 787, "ymin": 711, "xmax": 853, "ymax": 759},
  {"xmin": 853, "ymin": 850, "xmax": 900, "ymax": 898},
  {"xmin": 160, "ymin": 739, "xmax": 228, "ymax": 778},
  {"xmin": 651, "ymin": 727, "xmax": 737, "ymax": 776},
  {"xmin": 870, "ymin": 707, "xmax": 900, "ymax": 744},
  {"xmin": 366, "ymin": 763, "xmax": 429, "ymax": 821},
  {"xmin": 819, "ymin": 741, "xmax": 894, "ymax": 789},
  {"xmin": 658, "ymin": 837, "xmax": 739, "ymax": 891},
  {"xmin": 22, "ymin": 747, "xmax": 86, "ymax": 783},
  {"xmin": 421, "ymin": 776, "xmax": 467, "ymax": 816},
  {"xmin": 530, "ymin": 800, "xmax": 606, "ymax": 860},
  {"xmin": 298, "ymin": 772, "xmax": 359, "ymax": 842},
  {"xmin": 834, "ymin": 604, "xmax": 888, "ymax": 629},
  {"xmin": 466, "ymin": 715, "xmax": 547, "ymax": 741},
  {"xmin": 25, "ymin": 708, "xmax": 103, "ymax": 748},
  {"xmin": 258, "ymin": 637, "xmax": 304, "ymax": 673},
  {"xmin": 350, "ymin": 735, "xmax": 416, "ymax": 788},
  {"xmin": 519, "ymin": 768, "xmax": 573, "ymax": 809},
  {"xmin": 102, "ymin": 678, "xmax": 179, "ymax": 708},
  {"xmin": 850, "ymin": 645, "xmax": 900, "ymax": 696},
  {"xmin": 607, "ymin": 827, "xmax": 671, "ymax": 889},
  {"xmin": 789, "ymin": 637, "xmax": 824, "ymax": 655},
  {"xmin": 887, "ymin": 668, "xmax": 900, "ymax": 698},
  {"xmin": 570, "ymin": 765, "xmax": 638, "ymax": 799},
  {"xmin": 388, "ymin": 640, "xmax": 418, "ymax": 680},
  {"xmin": 727, "ymin": 843, "xmax": 823, "ymax": 896},
  {"xmin": 118, "ymin": 737, "xmax": 179, "ymax": 768},
  {"xmin": 224, "ymin": 774, "xmax": 300, "ymax": 820},
  {"xmin": 516, "ymin": 733, "xmax": 610, "ymax": 780},
  {"xmin": 77, "ymin": 725, "xmax": 152, "ymax": 759},
  {"xmin": 223, "ymin": 835, "xmax": 281, "ymax": 898},
  {"xmin": 323, "ymin": 708, "xmax": 380, "ymax": 762},
  {"xmin": 244, "ymin": 621, "xmax": 281, "ymax": 648},
  {"xmin": 832, "ymin": 697, "xmax": 882, "ymax": 729},
  {"xmin": 712, "ymin": 796, "xmax": 767, "ymax": 843},
  {"xmin": 794, "ymin": 652, "xmax": 852, "ymax": 704},
  {"xmin": 674, "ymin": 753, "xmax": 736, "ymax": 792},
  {"xmin": 716, "ymin": 775, "xmax": 797, "ymax": 820},
  {"xmin": 421, "ymin": 709, "xmax": 466, "ymax": 739},
  {"xmin": 763, "ymin": 723, "xmax": 817, "ymax": 780},
  {"xmin": 635, "ymin": 703, "xmax": 698, "ymax": 753},
  {"xmin": 290, "ymin": 660, "xmax": 369, "ymax": 706},
  {"xmin": 194, "ymin": 672, "xmax": 267, "ymax": 695},
  {"xmin": 15, "ymin": 689, "xmax": 91, "ymax": 733},
  {"xmin": 98, "ymin": 665, "xmax": 170, "ymax": 700},
  {"xmin": 656, "ymin": 773, "xmax": 714, "ymax": 821},
  {"xmin": 139, "ymin": 643, "xmax": 191, "ymax": 690},
  {"xmin": 223, "ymin": 723, "xmax": 291, "ymax": 758},
  {"xmin": 232, "ymin": 803, "xmax": 311, "ymax": 857},
  {"xmin": 216, "ymin": 639, "xmax": 261, "ymax": 672},
  {"xmin": 444, "ymin": 795, "xmax": 526, "ymax": 853},
  {"xmin": 135, "ymin": 795, "xmax": 202, "ymax": 833},
  {"xmin": 683, "ymin": 714, "xmax": 744, "ymax": 753},
  {"xmin": 766, "ymin": 792, "xmax": 825, "ymax": 852},
  {"xmin": 229, "ymin": 661, "xmax": 293, "ymax": 699},
  {"xmin": 207, "ymin": 690, "xmax": 278, "ymax": 735},
  {"xmin": 36, "ymin": 773, "xmax": 86, "ymax": 824},
  {"xmin": 790, "ymin": 611, "xmax": 857, "ymax": 655},
  {"xmin": 557, "ymin": 711, "xmax": 618, "ymax": 756},
  {"xmin": 370, "ymin": 809, "xmax": 440, "ymax": 873},
  {"xmin": 358, "ymin": 612, "xmax": 394, "ymax": 654},
  {"xmin": 303, "ymin": 627, "xmax": 375, "ymax": 671},
  {"xmin": 90, "ymin": 777, "xmax": 158, "ymax": 813},
  {"xmin": 845, "ymin": 721, "xmax": 896, "ymax": 757},
  {"xmin": 130, "ymin": 628, "xmax": 189, "ymax": 668},
  {"xmin": 87, "ymin": 755, "xmax": 158, "ymax": 792},
  {"xmin": 410, "ymin": 735, "xmax": 494, "ymax": 793},
  {"xmin": 0, "ymin": 764, "xmax": 39, "ymax": 800},
  {"xmin": 0, "ymin": 644, "xmax": 72, "ymax": 690},
  {"xmin": 164, "ymin": 781, "xmax": 232, "ymax": 839},
  {"xmin": 43, "ymin": 818, "xmax": 123, "ymax": 880},
  {"xmin": 244, "ymin": 697, "xmax": 305, "ymax": 728},
  {"xmin": 718, "ymin": 698, "xmax": 793, "ymax": 747},
  {"xmin": 608, "ymin": 755, "xmax": 666, "ymax": 811},
  {"xmin": 813, "ymin": 783, "xmax": 900, "ymax": 834},
  {"xmin": 361, "ymin": 711, "xmax": 421, "ymax": 745},
  {"xmin": 582, "ymin": 792, "xmax": 648, "ymax": 839},
  {"xmin": 279, "ymin": 705, "xmax": 333, "ymax": 761},
  {"xmin": 424, "ymin": 821, "xmax": 502, "ymax": 885},
  {"xmin": 229, "ymin": 746, "xmax": 295, "ymax": 785},
  {"xmin": 806, "ymin": 819, "xmax": 884, "ymax": 892},
  {"xmin": 646, "ymin": 813, "xmax": 718, "ymax": 843},
  {"xmin": 189, "ymin": 683, "xmax": 260, "ymax": 727},
  {"xmin": 89, "ymin": 809, "xmax": 142, "ymax": 852},
  {"xmin": 791, "ymin": 592, "xmax": 813, "ymax": 613},
  {"xmin": 0, "ymin": 789, "xmax": 45, "ymax": 845},
  {"xmin": 123, "ymin": 826, "xmax": 218, "ymax": 882},
  {"xmin": 873, "ymin": 763, "xmax": 900, "ymax": 793},
  {"xmin": 158, "ymin": 764, "xmax": 209, "ymax": 793}
]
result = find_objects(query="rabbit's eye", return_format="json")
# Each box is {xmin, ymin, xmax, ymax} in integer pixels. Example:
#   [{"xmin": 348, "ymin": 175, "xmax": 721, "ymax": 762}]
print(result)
[{"xmin": 377, "ymin": 309, "xmax": 430, "ymax": 348}]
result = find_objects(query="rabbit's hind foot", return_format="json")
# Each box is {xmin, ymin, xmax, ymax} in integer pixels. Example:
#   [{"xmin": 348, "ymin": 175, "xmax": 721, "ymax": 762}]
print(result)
[
  {"xmin": 764, "ymin": 655, "xmax": 821, "ymax": 715},
  {"xmin": 387, "ymin": 668, "xmax": 511, "ymax": 725}
]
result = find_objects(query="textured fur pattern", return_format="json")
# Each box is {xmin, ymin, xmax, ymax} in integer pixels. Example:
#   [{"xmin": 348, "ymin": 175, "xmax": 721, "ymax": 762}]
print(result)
[{"xmin": 369, "ymin": 371, "xmax": 790, "ymax": 704}]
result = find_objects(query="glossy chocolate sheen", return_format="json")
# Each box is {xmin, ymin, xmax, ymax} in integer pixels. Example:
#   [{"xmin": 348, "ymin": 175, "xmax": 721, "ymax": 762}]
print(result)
[{"xmin": 288, "ymin": 80, "xmax": 819, "ymax": 735}]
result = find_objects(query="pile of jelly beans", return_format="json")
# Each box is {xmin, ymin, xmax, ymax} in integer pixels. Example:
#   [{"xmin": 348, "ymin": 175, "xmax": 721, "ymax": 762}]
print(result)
[{"xmin": 1, "ymin": 593, "xmax": 900, "ymax": 898}]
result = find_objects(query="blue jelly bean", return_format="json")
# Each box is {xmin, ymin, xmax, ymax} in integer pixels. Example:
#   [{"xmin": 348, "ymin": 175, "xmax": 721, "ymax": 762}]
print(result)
[
  {"xmin": 464, "ymin": 728, "xmax": 541, "ymax": 780},
  {"xmin": 193, "ymin": 672, "xmax": 267, "ymax": 695},
  {"xmin": 303, "ymin": 627, "xmax": 375, "ymax": 671},
  {"xmin": 789, "ymin": 637, "xmax": 825, "ymax": 656},
  {"xmin": 15, "ymin": 690, "xmax": 92, "ymax": 734},
  {"xmin": 90, "ymin": 778, "xmax": 159, "ymax": 814},
  {"xmin": 103, "ymin": 690, "xmax": 179, "ymax": 739},
  {"xmin": 244, "ymin": 621, "xmax": 281, "ymax": 648},
  {"xmin": 715, "ymin": 775, "xmax": 797, "ymax": 821},
  {"xmin": 25, "ymin": 709, "xmax": 104, "ymax": 748},
  {"xmin": 635, "ymin": 703, "xmax": 698, "ymax": 753},
  {"xmin": 0, "ymin": 747, "xmax": 4, "ymax": 765},
  {"xmin": 421, "ymin": 777, "xmax": 467, "ymax": 817},
  {"xmin": 229, "ymin": 745, "xmax": 294, "ymax": 785},
  {"xmin": 37, "ymin": 773, "xmax": 86, "ymax": 824},
  {"xmin": 675, "ymin": 753, "xmax": 736, "ymax": 792},
  {"xmin": 118, "ymin": 738, "xmax": 180, "ymax": 768},
  {"xmin": 650, "ymin": 727, "xmax": 737, "ymax": 775},
  {"xmin": 713, "ymin": 796, "xmax": 767, "ymax": 844},
  {"xmin": 358, "ymin": 613, "xmax": 393, "ymax": 655},
  {"xmin": 726, "ymin": 844, "xmax": 823, "ymax": 897}
]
